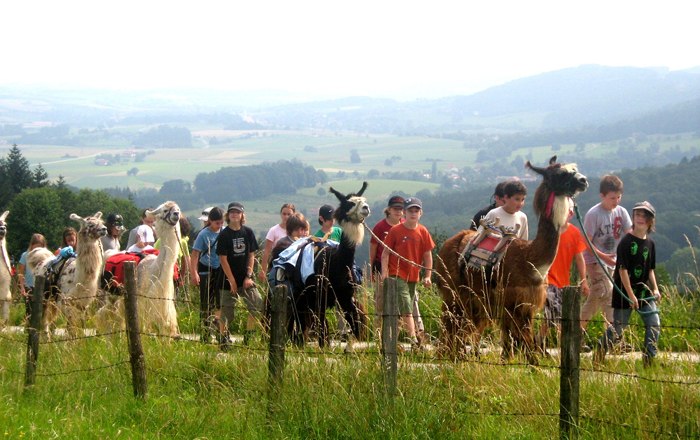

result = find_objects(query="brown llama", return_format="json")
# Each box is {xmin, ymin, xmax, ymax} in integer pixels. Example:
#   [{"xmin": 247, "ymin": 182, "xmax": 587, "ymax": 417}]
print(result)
[{"xmin": 436, "ymin": 156, "xmax": 588, "ymax": 364}]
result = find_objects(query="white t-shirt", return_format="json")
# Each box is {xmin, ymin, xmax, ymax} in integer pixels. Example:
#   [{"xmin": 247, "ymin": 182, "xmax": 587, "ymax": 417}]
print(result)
[{"xmin": 483, "ymin": 206, "xmax": 529, "ymax": 240}]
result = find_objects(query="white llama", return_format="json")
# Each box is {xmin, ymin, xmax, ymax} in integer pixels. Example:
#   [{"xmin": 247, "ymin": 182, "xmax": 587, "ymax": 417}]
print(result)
[
  {"xmin": 0, "ymin": 211, "xmax": 12, "ymax": 325},
  {"xmin": 30, "ymin": 212, "xmax": 107, "ymax": 334},
  {"xmin": 136, "ymin": 201, "xmax": 181, "ymax": 338}
]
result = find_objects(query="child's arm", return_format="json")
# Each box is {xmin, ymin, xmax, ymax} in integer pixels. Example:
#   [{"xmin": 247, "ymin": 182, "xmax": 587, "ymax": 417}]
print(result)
[
  {"xmin": 380, "ymin": 248, "xmax": 390, "ymax": 280},
  {"xmin": 421, "ymin": 250, "xmax": 433, "ymax": 287},
  {"xmin": 618, "ymin": 268, "xmax": 638, "ymax": 310},
  {"xmin": 648, "ymin": 269, "xmax": 661, "ymax": 300},
  {"xmin": 574, "ymin": 252, "xmax": 589, "ymax": 296}
]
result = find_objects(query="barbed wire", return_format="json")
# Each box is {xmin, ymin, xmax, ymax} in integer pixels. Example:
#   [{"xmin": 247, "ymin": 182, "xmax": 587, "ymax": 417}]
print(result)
[{"xmin": 4, "ymin": 360, "xmax": 130, "ymax": 377}]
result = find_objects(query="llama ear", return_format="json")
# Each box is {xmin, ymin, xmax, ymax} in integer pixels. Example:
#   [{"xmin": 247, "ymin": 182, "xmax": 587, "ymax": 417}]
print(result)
[
  {"xmin": 69, "ymin": 213, "xmax": 84, "ymax": 225},
  {"xmin": 94, "ymin": 211, "xmax": 103, "ymax": 220},
  {"xmin": 526, "ymin": 160, "xmax": 547, "ymax": 176},
  {"xmin": 329, "ymin": 187, "xmax": 345, "ymax": 201},
  {"xmin": 549, "ymin": 156, "xmax": 558, "ymax": 166},
  {"xmin": 149, "ymin": 203, "xmax": 166, "ymax": 217},
  {"xmin": 356, "ymin": 181, "xmax": 368, "ymax": 197},
  {"xmin": 0, "ymin": 211, "xmax": 8, "ymax": 222}
]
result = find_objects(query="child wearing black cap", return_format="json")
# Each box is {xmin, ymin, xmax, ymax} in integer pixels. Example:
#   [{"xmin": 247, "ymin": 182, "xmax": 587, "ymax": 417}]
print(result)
[
  {"xmin": 314, "ymin": 204, "xmax": 342, "ymax": 242},
  {"xmin": 594, "ymin": 201, "xmax": 661, "ymax": 367}
]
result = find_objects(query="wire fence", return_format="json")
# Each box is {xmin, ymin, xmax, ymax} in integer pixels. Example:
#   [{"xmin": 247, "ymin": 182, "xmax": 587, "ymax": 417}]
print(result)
[{"xmin": 1, "ymin": 270, "xmax": 698, "ymax": 438}]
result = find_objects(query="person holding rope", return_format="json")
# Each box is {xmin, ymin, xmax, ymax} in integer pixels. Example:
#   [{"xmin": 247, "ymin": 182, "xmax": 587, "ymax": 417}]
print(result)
[
  {"xmin": 579, "ymin": 175, "xmax": 632, "ymax": 352},
  {"xmin": 593, "ymin": 201, "xmax": 660, "ymax": 367},
  {"xmin": 380, "ymin": 197, "xmax": 435, "ymax": 350}
]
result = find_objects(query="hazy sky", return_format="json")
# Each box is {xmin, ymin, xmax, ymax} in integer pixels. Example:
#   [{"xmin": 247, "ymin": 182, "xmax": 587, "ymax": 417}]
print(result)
[{"xmin": 3, "ymin": 0, "xmax": 698, "ymax": 100}]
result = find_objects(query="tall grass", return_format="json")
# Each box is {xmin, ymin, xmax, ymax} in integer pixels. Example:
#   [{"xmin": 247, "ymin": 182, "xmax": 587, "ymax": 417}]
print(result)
[{"xmin": 0, "ymin": 280, "xmax": 698, "ymax": 438}]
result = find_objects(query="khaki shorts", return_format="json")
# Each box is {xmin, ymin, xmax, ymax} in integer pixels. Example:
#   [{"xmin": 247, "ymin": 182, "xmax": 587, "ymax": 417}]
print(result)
[
  {"xmin": 580, "ymin": 263, "xmax": 614, "ymax": 324},
  {"xmin": 384, "ymin": 276, "xmax": 416, "ymax": 316}
]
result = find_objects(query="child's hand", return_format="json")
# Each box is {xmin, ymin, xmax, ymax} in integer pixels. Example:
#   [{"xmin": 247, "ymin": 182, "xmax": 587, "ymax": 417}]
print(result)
[{"xmin": 629, "ymin": 294, "xmax": 639, "ymax": 310}]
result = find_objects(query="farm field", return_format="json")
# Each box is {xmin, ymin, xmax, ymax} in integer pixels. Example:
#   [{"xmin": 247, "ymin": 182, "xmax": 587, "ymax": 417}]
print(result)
[{"xmin": 3, "ymin": 130, "xmax": 698, "ymax": 192}]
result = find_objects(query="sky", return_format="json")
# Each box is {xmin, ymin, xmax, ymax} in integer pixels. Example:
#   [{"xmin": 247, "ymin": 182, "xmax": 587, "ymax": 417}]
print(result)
[{"xmin": 3, "ymin": 0, "xmax": 698, "ymax": 101}]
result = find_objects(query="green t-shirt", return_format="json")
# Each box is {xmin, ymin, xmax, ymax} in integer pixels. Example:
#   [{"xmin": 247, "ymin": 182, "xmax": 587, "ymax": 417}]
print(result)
[{"xmin": 314, "ymin": 226, "xmax": 342, "ymax": 242}]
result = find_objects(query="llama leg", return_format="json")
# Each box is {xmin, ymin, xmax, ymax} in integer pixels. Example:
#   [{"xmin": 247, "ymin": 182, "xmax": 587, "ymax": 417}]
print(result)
[{"xmin": 0, "ymin": 299, "xmax": 9, "ymax": 324}]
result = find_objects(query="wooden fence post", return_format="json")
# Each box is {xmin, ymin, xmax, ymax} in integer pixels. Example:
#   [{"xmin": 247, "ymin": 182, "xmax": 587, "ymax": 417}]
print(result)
[
  {"xmin": 24, "ymin": 275, "xmax": 45, "ymax": 388},
  {"xmin": 123, "ymin": 261, "xmax": 147, "ymax": 399},
  {"xmin": 268, "ymin": 284, "xmax": 287, "ymax": 392},
  {"xmin": 559, "ymin": 286, "xmax": 581, "ymax": 439},
  {"xmin": 381, "ymin": 277, "xmax": 398, "ymax": 398}
]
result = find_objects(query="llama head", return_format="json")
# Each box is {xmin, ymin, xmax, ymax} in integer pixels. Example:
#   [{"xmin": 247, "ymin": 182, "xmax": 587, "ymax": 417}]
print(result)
[
  {"xmin": 329, "ymin": 182, "xmax": 371, "ymax": 225},
  {"xmin": 69, "ymin": 212, "xmax": 107, "ymax": 240},
  {"xmin": 526, "ymin": 156, "xmax": 588, "ymax": 198},
  {"xmin": 0, "ymin": 210, "xmax": 8, "ymax": 239},
  {"xmin": 148, "ymin": 201, "xmax": 181, "ymax": 227},
  {"xmin": 527, "ymin": 156, "xmax": 589, "ymax": 225}
]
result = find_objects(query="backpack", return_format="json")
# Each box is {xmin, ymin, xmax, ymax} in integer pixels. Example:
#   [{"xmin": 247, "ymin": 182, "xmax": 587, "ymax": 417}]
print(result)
[{"xmin": 102, "ymin": 250, "xmax": 158, "ymax": 294}]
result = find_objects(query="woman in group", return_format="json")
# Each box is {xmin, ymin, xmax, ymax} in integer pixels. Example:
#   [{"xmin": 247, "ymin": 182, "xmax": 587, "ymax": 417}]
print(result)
[
  {"xmin": 258, "ymin": 203, "xmax": 296, "ymax": 282},
  {"xmin": 100, "ymin": 213, "xmax": 125, "ymax": 253}
]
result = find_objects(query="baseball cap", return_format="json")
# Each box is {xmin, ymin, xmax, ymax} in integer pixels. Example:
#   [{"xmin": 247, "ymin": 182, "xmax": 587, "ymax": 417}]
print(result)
[
  {"xmin": 404, "ymin": 197, "xmax": 422, "ymax": 210},
  {"xmin": 319, "ymin": 204, "xmax": 335, "ymax": 220},
  {"xmin": 106, "ymin": 213, "xmax": 123, "ymax": 226},
  {"xmin": 198, "ymin": 207, "xmax": 213, "ymax": 221},
  {"xmin": 387, "ymin": 195, "xmax": 405, "ymax": 208},
  {"xmin": 633, "ymin": 201, "xmax": 656, "ymax": 217},
  {"xmin": 227, "ymin": 202, "xmax": 245, "ymax": 213}
]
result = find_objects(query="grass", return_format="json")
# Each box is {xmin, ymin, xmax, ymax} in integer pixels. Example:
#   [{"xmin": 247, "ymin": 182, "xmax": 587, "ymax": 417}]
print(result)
[{"xmin": 1, "ymin": 279, "xmax": 698, "ymax": 438}]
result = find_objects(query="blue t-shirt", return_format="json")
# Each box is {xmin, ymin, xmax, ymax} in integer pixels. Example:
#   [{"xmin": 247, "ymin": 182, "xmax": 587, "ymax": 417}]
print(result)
[
  {"xmin": 192, "ymin": 227, "xmax": 221, "ymax": 270},
  {"xmin": 19, "ymin": 250, "xmax": 35, "ymax": 288}
]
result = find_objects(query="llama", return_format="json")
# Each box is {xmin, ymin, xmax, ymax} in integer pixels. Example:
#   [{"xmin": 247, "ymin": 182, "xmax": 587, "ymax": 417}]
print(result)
[
  {"xmin": 0, "ymin": 211, "xmax": 11, "ymax": 325},
  {"xmin": 136, "ymin": 201, "xmax": 181, "ymax": 338},
  {"xmin": 31, "ymin": 212, "xmax": 107, "ymax": 335},
  {"xmin": 436, "ymin": 157, "xmax": 588, "ymax": 364},
  {"xmin": 296, "ymin": 182, "xmax": 370, "ymax": 350}
]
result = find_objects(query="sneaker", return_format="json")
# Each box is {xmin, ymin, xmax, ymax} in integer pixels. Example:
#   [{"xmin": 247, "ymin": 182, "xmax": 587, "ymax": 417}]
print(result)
[
  {"xmin": 581, "ymin": 344, "xmax": 592, "ymax": 353},
  {"xmin": 219, "ymin": 334, "xmax": 232, "ymax": 352}
]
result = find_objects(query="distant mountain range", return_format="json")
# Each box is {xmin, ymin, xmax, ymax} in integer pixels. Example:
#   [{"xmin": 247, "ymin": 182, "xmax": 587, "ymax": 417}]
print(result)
[
  {"xmin": 1, "ymin": 65, "xmax": 699, "ymax": 135},
  {"xmin": 254, "ymin": 65, "xmax": 700, "ymax": 134}
]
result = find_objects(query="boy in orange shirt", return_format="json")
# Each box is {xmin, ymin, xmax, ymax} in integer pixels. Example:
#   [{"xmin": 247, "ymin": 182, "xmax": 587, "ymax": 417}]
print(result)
[
  {"xmin": 538, "ymin": 201, "xmax": 589, "ymax": 353},
  {"xmin": 381, "ymin": 197, "xmax": 435, "ymax": 349}
]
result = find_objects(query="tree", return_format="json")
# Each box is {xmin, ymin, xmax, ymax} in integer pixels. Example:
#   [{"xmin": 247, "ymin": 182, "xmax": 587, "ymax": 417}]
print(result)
[
  {"xmin": 32, "ymin": 164, "xmax": 49, "ymax": 188},
  {"xmin": 350, "ymin": 149, "xmax": 361, "ymax": 163},
  {"xmin": 0, "ymin": 144, "xmax": 39, "ymax": 209}
]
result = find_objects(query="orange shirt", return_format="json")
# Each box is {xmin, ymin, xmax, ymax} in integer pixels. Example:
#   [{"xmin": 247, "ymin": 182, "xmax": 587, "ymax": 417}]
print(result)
[
  {"xmin": 384, "ymin": 223, "xmax": 435, "ymax": 282},
  {"xmin": 547, "ymin": 223, "xmax": 587, "ymax": 288}
]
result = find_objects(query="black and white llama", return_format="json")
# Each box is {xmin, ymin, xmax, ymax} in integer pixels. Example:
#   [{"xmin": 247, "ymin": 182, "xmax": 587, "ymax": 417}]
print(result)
[{"xmin": 297, "ymin": 182, "xmax": 370, "ymax": 350}]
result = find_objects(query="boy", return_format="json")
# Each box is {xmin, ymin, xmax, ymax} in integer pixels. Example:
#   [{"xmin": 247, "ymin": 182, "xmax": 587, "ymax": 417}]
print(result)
[
  {"xmin": 538, "ymin": 200, "xmax": 589, "ymax": 352},
  {"xmin": 217, "ymin": 202, "xmax": 263, "ymax": 349},
  {"xmin": 482, "ymin": 180, "xmax": 529, "ymax": 240},
  {"xmin": 594, "ymin": 201, "xmax": 660, "ymax": 367},
  {"xmin": 381, "ymin": 197, "xmax": 435, "ymax": 349},
  {"xmin": 470, "ymin": 180, "xmax": 508, "ymax": 231},
  {"xmin": 580, "ymin": 175, "xmax": 632, "ymax": 350},
  {"xmin": 314, "ymin": 204, "xmax": 342, "ymax": 242}
]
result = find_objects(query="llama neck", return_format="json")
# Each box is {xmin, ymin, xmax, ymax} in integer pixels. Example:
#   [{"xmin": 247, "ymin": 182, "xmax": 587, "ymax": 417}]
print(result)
[
  {"xmin": 155, "ymin": 224, "xmax": 179, "ymax": 280},
  {"xmin": 528, "ymin": 194, "xmax": 569, "ymax": 275},
  {"xmin": 75, "ymin": 236, "xmax": 102, "ymax": 287},
  {"xmin": 0, "ymin": 239, "xmax": 10, "ymax": 273}
]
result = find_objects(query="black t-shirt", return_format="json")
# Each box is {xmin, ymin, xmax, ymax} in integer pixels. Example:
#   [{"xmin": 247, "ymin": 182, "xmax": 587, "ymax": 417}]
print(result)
[
  {"xmin": 612, "ymin": 233, "xmax": 656, "ymax": 309},
  {"xmin": 216, "ymin": 225, "xmax": 259, "ymax": 288},
  {"xmin": 471, "ymin": 203, "xmax": 496, "ymax": 230}
]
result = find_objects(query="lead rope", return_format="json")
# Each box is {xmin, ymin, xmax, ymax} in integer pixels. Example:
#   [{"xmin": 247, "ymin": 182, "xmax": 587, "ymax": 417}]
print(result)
[{"xmin": 572, "ymin": 202, "xmax": 658, "ymax": 315}]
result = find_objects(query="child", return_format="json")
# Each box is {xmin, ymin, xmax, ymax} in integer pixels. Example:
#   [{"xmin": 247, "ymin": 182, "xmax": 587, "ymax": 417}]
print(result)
[
  {"xmin": 217, "ymin": 202, "xmax": 263, "ymax": 349},
  {"xmin": 594, "ymin": 201, "xmax": 660, "ymax": 367},
  {"xmin": 580, "ymin": 175, "xmax": 632, "ymax": 350},
  {"xmin": 481, "ymin": 180, "xmax": 529, "ymax": 240},
  {"xmin": 313, "ymin": 204, "xmax": 342, "ymax": 242},
  {"xmin": 470, "ymin": 180, "xmax": 508, "ymax": 231},
  {"xmin": 380, "ymin": 197, "xmax": 435, "ymax": 349},
  {"xmin": 259, "ymin": 203, "xmax": 296, "ymax": 282},
  {"xmin": 537, "ymin": 200, "xmax": 589, "ymax": 352},
  {"xmin": 190, "ymin": 207, "xmax": 224, "ymax": 343}
]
